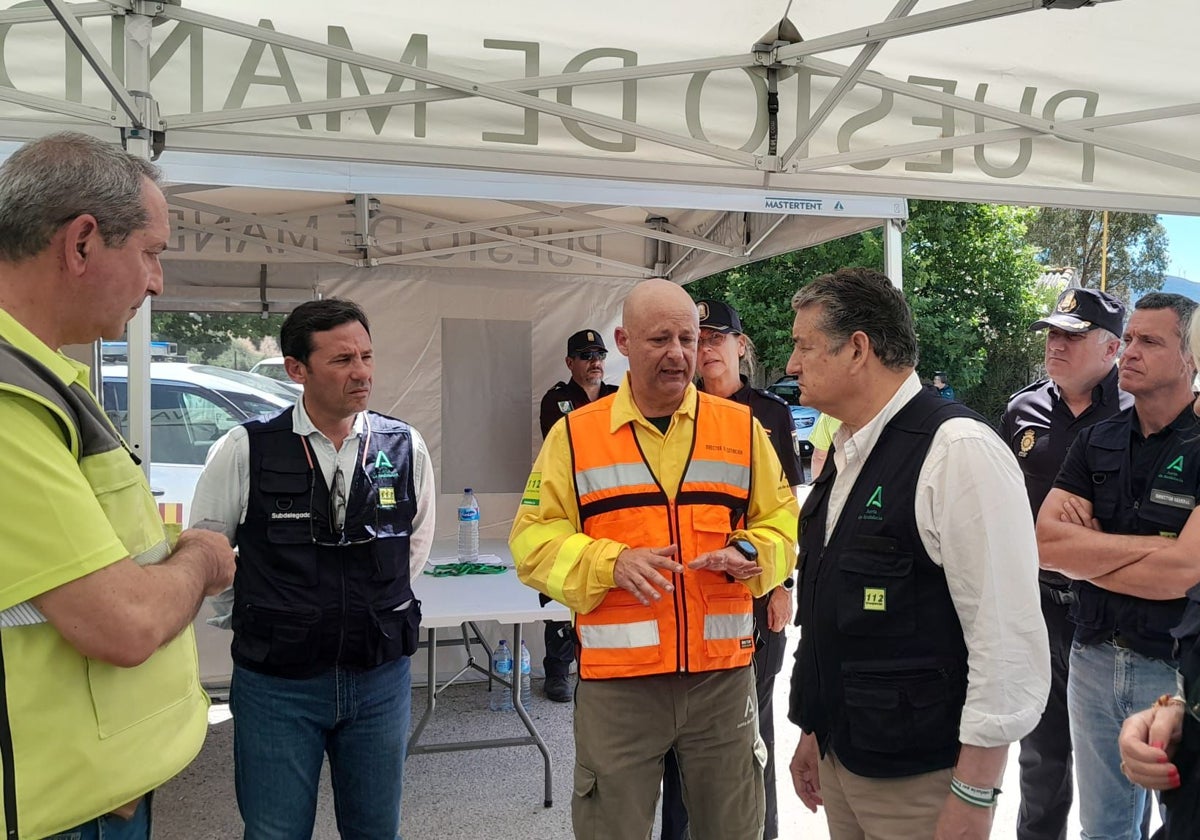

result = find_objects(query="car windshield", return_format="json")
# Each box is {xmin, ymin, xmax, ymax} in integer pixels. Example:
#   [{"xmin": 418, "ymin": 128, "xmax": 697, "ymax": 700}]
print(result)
[
  {"xmin": 189, "ymin": 365, "xmax": 300, "ymax": 403},
  {"xmin": 252, "ymin": 361, "xmax": 291, "ymax": 383}
]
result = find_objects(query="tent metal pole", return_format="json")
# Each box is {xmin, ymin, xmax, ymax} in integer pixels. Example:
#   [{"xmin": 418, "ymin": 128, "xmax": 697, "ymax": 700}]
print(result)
[
  {"xmin": 779, "ymin": 0, "xmax": 919, "ymax": 168},
  {"xmin": 119, "ymin": 2, "xmax": 156, "ymax": 477},
  {"xmin": 0, "ymin": 87, "xmax": 111, "ymax": 124},
  {"xmin": 801, "ymin": 55, "xmax": 1200, "ymax": 175},
  {"xmin": 517, "ymin": 201, "xmax": 742, "ymax": 257},
  {"xmin": 42, "ymin": 0, "xmax": 142, "ymax": 127},
  {"xmin": 171, "ymin": 219, "xmax": 360, "ymax": 266},
  {"xmin": 161, "ymin": 5, "xmax": 757, "ymax": 168},
  {"xmin": 884, "ymin": 219, "xmax": 904, "ymax": 290}
]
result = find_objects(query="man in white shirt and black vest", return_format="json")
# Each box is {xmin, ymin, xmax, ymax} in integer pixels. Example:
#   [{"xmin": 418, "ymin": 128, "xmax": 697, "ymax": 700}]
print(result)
[
  {"xmin": 190, "ymin": 298, "xmax": 435, "ymax": 839},
  {"xmin": 786, "ymin": 267, "xmax": 1049, "ymax": 840}
]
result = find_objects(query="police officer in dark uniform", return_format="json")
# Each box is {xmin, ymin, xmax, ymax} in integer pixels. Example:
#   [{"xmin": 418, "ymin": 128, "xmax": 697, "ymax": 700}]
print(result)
[
  {"xmin": 660, "ymin": 299, "xmax": 803, "ymax": 840},
  {"xmin": 1001, "ymin": 287, "xmax": 1129, "ymax": 840},
  {"xmin": 1038, "ymin": 292, "xmax": 1200, "ymax": 839},
  {"xmin": 537, "ymin": 329, "xmax": 617, "ymax": 702}
]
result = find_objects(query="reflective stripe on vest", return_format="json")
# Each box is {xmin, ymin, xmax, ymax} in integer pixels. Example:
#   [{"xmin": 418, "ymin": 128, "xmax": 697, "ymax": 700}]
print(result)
[
  {"xmin": 567, "ymin": 392, "xmax": 755, "ymax": 679},
  {"xmin": 578, "ymin": 619, "xmax": 661, "ymax": 651}
]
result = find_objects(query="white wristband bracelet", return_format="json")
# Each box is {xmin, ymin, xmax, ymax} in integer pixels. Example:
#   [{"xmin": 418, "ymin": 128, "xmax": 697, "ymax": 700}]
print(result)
[{"xmin": 950, "ymin": 777, "xmax": 1000, "ymax": 808}]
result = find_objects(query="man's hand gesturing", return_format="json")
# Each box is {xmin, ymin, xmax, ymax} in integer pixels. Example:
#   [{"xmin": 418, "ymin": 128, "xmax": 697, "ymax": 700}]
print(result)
[{"xmin": 613, "ymin": 545, "xmax": 684, "ymax": 605}]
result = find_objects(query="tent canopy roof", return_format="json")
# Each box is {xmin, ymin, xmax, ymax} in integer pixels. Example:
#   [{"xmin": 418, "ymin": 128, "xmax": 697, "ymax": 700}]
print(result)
[{"xmin": 0, "ymin": 0, "xmax": 1191, "ymax": 217}]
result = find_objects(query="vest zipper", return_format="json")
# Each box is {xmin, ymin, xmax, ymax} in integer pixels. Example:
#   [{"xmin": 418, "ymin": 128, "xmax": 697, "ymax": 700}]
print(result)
[
  {"xmin": 668, "ymin": 499, "xmax": 688, "ymax": 673},
  {"xmin": 335, "ymin": 559, "xmax": 348, "ymax": 665}
]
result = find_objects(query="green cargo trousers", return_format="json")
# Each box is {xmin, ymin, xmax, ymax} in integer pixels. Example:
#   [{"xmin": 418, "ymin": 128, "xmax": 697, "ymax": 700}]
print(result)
[{"xmin": 572, "ymin": 667, "xmax": 766, "ymax": 840}]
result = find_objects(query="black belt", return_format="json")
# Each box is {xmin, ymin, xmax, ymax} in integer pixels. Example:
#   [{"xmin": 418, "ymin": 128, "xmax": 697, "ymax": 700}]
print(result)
[
  {"xmin": 1040, "ymin": 583, "xmax": 1076, "ymax": 606},
  {"xmin": 1110, "ymin": 632, "xmax": 1133, "ymax": 650}
]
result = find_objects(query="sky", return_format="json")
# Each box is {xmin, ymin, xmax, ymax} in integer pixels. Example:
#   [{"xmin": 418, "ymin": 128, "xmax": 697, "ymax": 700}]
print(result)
[{"xmin": 1160, "ymin": 214, "xmax": 1200, "ymax": 282}]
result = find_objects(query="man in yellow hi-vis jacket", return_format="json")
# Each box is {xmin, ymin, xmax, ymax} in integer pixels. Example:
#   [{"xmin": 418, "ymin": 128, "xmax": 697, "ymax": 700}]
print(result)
[
  {"xmin": 0, "ymin": 133, "xmax": 235, "ymax": 839},
  {"xmin": 511, "ymin": 278, "xmax": 799, "ymax": 840}
]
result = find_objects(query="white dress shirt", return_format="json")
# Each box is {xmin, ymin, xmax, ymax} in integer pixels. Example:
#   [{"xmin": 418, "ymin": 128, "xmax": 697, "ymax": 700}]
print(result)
[
  {"xmin": 190, "ymin": 399, "xmax": 436, "ymax": 623},
  {"xmin": 825, "ymin": 372, "xmax": 1049, "ymax": 748}
]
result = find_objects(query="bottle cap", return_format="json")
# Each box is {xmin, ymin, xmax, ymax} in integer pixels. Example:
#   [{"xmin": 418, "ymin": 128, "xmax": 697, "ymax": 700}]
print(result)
[{"xmin": 464, "ymin": 487, "xmax": 472, "ymax": 493}]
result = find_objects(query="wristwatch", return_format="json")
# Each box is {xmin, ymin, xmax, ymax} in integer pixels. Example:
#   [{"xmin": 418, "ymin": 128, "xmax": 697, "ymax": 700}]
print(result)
[
  {"xmin": 727, "ymin": 538, "xmax": 758, "ymax": 562},
  {"xmin": 780, "ymin": 575, "xmax": 795, "ymax": 591}
]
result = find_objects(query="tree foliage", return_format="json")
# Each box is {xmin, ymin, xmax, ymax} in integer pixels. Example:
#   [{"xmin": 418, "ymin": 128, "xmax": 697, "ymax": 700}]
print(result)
[
  {"xmin": 687, "ymin": 200, "xmax": 1046, "ymax": 421},
  {"xmin": 1025, "ymin": 209, "xmax": 1167, "ymax": 300},
  {"xmin": 151, "ymin": 312, "xmax": 285, "ymax": 367}
]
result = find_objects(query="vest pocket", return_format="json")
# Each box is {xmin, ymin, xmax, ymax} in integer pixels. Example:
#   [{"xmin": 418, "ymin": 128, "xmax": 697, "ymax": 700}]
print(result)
[
  {"xmin": 840, "ymin": 666, "xmax": 961, "ymax": 756},
  {"xmin": 87, "ymin": 632, "xmax": 198, "ymax": 738},
  {"xmin": 836, "ymin": 550, "xmax": 915, "ymax": 637},
  {"xmin": 578, "ymin": 592, "xmax": 661, "ymax": 671},
  {"xmin": 370, "ymin": 597, "xmax": 422, "ymax": 663},
  {"xmin": 700, "ymin": 582, "xmax": 754, "ymax": 659},
  {"xmin": 238, "ymin": 603, "xmax": 321, "ymax": 665},
  {"xmin": 261, "ymin": 468, "xmax": 314, "ymax": 569}
]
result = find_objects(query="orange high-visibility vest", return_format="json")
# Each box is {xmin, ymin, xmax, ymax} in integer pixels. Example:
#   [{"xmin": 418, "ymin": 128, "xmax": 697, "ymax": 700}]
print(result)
[{"xmin": 566, "ymin": 392, "xmax": 755, "ymax": 679}]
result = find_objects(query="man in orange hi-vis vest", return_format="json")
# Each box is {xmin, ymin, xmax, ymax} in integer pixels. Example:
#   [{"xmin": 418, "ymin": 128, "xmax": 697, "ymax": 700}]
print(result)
[{"xmin": 510, "ymin": 278, "xmax": 799, "ymax": 840}]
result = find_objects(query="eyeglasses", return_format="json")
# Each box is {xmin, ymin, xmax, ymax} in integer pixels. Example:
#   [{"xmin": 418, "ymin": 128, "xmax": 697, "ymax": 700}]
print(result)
[
  {"xmin": 698, "ymin": 332, "xmax": 736, "ymax": 348},
  {"xmin": 574, "ymin": 350, "xmax": 607, "ymax": 361},
  {"xmin": 310, "ymin": 466, "xmax": 378, "ymax": 547}
]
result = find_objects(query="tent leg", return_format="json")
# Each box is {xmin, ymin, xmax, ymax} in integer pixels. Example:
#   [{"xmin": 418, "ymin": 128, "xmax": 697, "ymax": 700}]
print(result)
[{"xmin": 884, "ymin": 218, "xmax": 905, "ymax": 290}]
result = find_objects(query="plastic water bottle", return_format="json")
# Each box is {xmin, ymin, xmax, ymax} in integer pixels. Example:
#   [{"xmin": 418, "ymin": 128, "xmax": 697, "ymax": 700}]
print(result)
[
  {"xmin": 519, "ymin": 640, "xmax": 533, "ymax": 707},
  {"xmin": 489, "ymin": 640, "xmax": 514, "ymax": 712},
  {"xmin": 457, "ymin": 488, "xmax": 480, "ymax": 563}
]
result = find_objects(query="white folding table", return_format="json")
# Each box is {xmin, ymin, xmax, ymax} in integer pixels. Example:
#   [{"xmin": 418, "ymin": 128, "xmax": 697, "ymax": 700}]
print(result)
[{"xmin": 407, "ymin": 539, "xmax": 570, "ymax": 807}]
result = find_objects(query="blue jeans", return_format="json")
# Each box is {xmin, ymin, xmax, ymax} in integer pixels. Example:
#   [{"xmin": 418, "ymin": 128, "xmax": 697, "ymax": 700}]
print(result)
[
  {"xmin": 231, "ymin": 657, "xmax": 412, "ymax": 840},
  {"xmin": 1068, "ymin": 639, "xmax": 1176, "ymax": 840},
  {"xmin": 44, "ymin": 794, "xmax": 151, "ymax": 840}
]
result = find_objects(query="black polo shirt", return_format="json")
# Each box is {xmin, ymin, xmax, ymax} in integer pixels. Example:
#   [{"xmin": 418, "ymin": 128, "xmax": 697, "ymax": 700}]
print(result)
[
  {"xmin": 1002, "ymin": 366, "xmax": 1130, "ymax": 517},
  {"xmin": 539, "ymin": 378, "xmax": 618, "ymax": 439},
  {"xmin": 701, "ymin": 375, "xmax": 804, "ymax": 488},
  {"xmin": 1054, "ymin": 403, "xmax": 1200, "ymax": 653},
  {"xmin": 1055, "ymin": 403, "xmax": 1200, "ymax": 504}
]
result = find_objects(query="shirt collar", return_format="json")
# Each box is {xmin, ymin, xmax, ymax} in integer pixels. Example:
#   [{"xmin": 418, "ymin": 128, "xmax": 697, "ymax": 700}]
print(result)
[
  {"xmin": 833, "ymin": 372, "xmax": 922, "ymax": 469},
  {"xmin": 1050, "ymin": 364, "xmax": 1122, "ymax": 406},
  {"xmin": 1096, "ymin": 365, "xmax": 1124, "ymax": 405},
  {"xmin": 291, "ymin": 396, "xmax": 367, "ymax": 441},
  {"xmin": 610, "ymin": 371, "xmax": 697, "ymax": 433},
  {"xmin": 0, "ymin": 306, "xmax": 91, "ymax": 389}
]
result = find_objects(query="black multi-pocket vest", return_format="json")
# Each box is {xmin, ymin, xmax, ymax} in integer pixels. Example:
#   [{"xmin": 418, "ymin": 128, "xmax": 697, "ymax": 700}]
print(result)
[
  {"xmin": 790, "ymin": 391, "xmax": 979, "ymax": 778},
  {"xmin": 232, "ymin": 408, "xmax": 421, "ymax": 678},
  {"xmin": 1069, "ymin": 407, "xmax": 1200, "ymax": 660}
]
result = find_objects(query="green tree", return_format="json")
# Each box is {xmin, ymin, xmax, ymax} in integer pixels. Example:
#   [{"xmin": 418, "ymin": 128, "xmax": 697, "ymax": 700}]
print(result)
[
  {"xmin": 151, "ymin": 312, "xmax": 285, "ymax": 366},
  {"xmin": 687, "ymin": 231, "xmax": 880, "ymax": 379},
  {"xmin": 687, "ymin": 200, "xmax": 1045, "ymax": 421},
  {"xmin": 1025, "ymin": 209, "xmax": 1167, "ymax": 300},
  {"xmin": 904, "ymin": 201, "xmax": 1044, "ymax": 421}
]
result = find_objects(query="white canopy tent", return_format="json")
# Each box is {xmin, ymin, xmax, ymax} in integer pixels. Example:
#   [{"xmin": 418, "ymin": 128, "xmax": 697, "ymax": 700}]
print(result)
[{"xmin": 1, "ymin": 0, "xmax": 1194, "ymax": 535}]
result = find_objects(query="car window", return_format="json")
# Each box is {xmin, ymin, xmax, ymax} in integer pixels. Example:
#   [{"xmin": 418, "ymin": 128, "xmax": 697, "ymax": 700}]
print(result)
[
  {"xmin": 252, "ymin": 362, "xmax": 289, "ymax": 383},
  {"xmin": 192, "ymin": 365, "xmax": 300, "ymax": 402},
  {"xmin": 105, "ymin": 380, "xmax": 241, "ymax": 465},
  {"xmin": 220, "ymin": 391, "xmax": 286, "ymax": 419}
]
